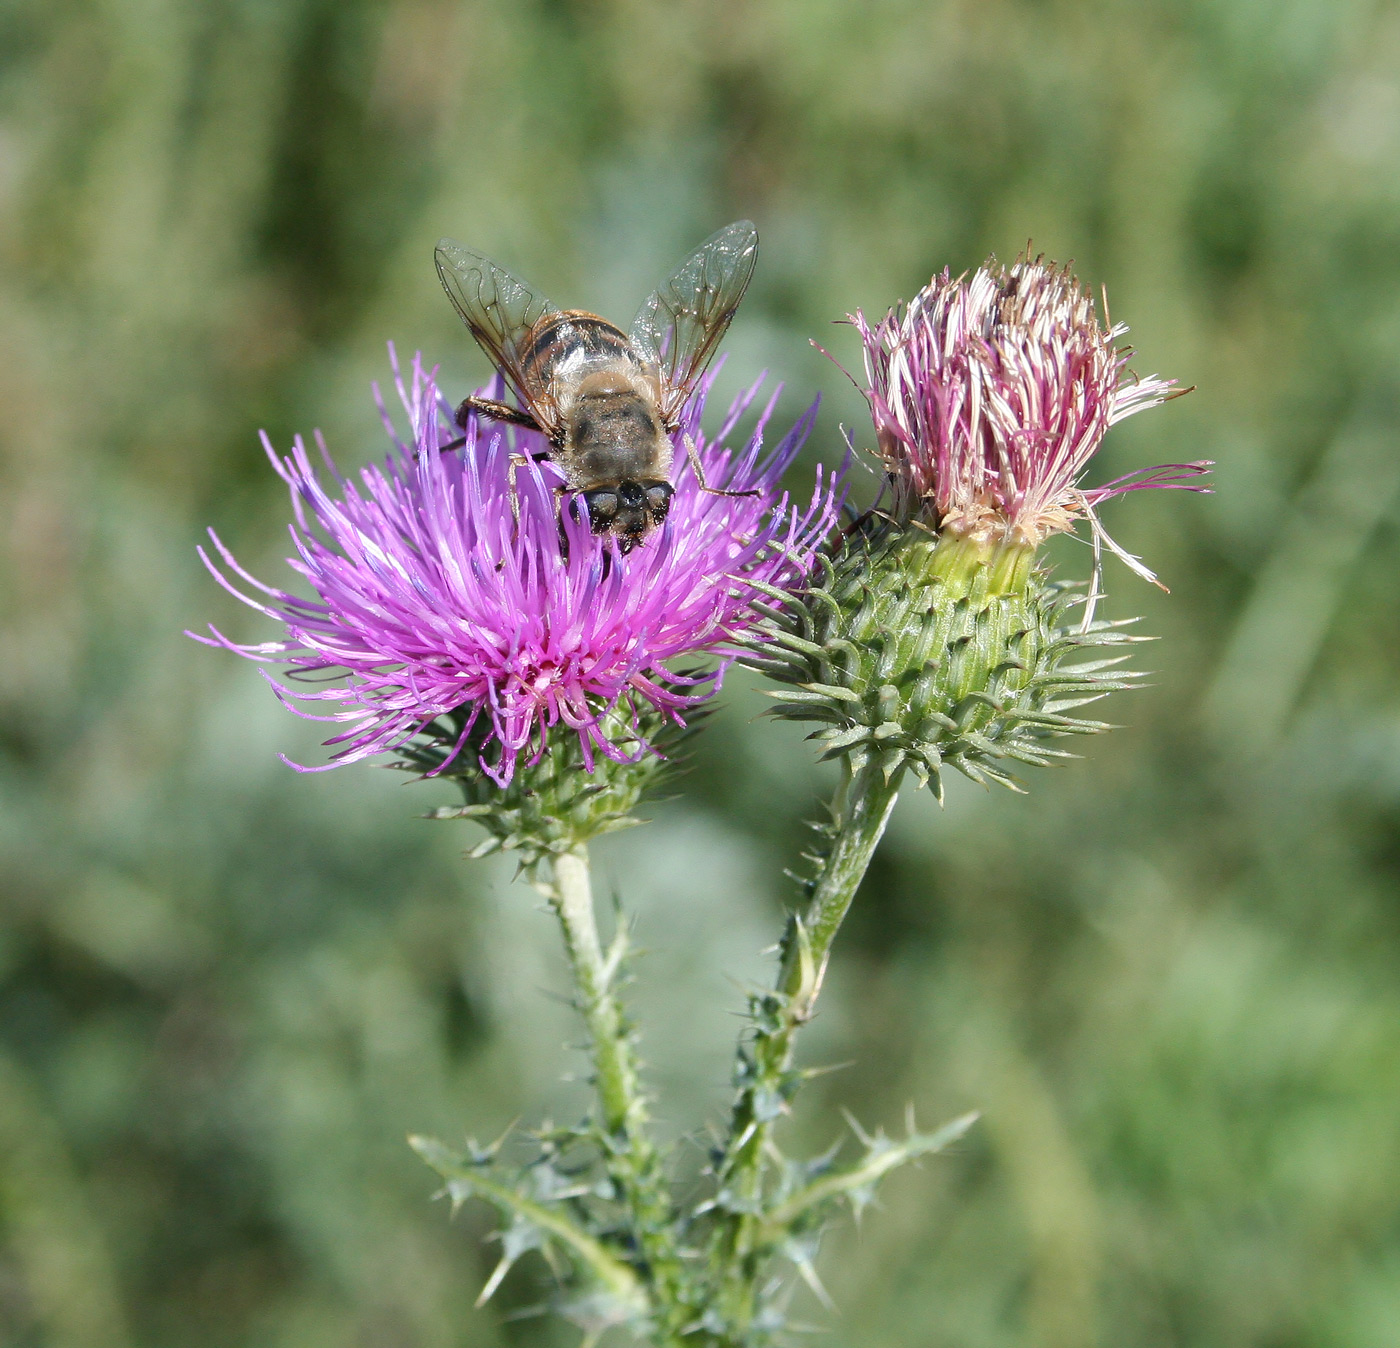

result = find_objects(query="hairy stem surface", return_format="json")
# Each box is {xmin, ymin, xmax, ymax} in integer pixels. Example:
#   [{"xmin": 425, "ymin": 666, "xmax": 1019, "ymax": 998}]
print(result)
[
  {"xmin": 711, "ymin": 760, "xmax": 902, "ymax": 1334},
  {"xmin": 552, "ymin": 851, "xmax": 637, "ymax": 1134},
  {"xmin": 548, "ymin": 849, "xmax": 689, "ymax": 1338}
]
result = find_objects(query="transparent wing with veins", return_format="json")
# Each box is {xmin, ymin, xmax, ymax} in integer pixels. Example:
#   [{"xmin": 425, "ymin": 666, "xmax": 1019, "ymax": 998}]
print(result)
[
  {"xmin": 434, "ymin": 238, "xmax": 564, "ymax": 437},
  {"xmin": 629, "ymin": 220, "xmax": 759, "ymax": 429}
]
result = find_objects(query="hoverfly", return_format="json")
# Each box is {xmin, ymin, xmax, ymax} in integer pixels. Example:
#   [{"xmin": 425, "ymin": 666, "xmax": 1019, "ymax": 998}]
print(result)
[{"xmin": 435, "ymin": 220, "xmax": 759, "ymax": 552}]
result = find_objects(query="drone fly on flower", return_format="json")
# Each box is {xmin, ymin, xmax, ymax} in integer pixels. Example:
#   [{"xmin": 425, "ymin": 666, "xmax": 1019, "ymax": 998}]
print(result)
[{"xmin": 435, "ymin": 220, "xmax": 760, "ymax": 552}]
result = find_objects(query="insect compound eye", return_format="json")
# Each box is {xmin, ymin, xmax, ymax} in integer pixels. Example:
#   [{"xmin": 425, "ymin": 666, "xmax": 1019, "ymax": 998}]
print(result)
[
  {"xmin": 645, "ymin": 482, "xmax": 673, "ymax": 520},
  {"xmin": 584, "ymin": 490, "xmax": 619, "ymax": 533}
]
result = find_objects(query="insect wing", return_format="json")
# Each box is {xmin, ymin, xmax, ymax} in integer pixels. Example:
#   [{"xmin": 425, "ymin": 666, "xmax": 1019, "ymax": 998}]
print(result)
[
  {"xmin": 629, "ymin": 220, "xmax": 758, "ymax": 425},
  {"xmin": 435, "ymin": 238, "xmax": 563, "ymax": 433}
]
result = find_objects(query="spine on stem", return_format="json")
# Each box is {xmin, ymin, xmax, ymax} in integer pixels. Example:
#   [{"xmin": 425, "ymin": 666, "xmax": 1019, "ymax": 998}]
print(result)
[
  {"xmin": 547, "ymin": 849, "xmax": 692, "ymax": 1335},
  {"xmin": 712, "ymin": 508, "xmax": 1149, "ymax": 1335},
  {"xmin": 711, "ymin": 760, "xmax": 902, "ymax": 1330}
]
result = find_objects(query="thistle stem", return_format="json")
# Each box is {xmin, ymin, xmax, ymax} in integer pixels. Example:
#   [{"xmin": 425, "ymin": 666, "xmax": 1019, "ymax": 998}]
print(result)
[
  {"xmin": 551, "ymin": 850, "xmax": 637, "ymax": 1136},
  {"xmin": 782, "ymin": 761, "xmax": 902, "ymax": 996},
  {"xmin": 549, "ymin": 848, "xmax": 689, "ymax": 1336},
  {"xmin": 713, "ymin": 760, "xmax": 902, "ymax": 1331}
]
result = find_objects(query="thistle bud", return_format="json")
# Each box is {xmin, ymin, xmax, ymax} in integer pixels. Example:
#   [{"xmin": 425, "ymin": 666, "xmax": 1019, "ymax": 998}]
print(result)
[{"xmin": 751, "ymin": 253, "xmax": 1209, "ymax": 795}]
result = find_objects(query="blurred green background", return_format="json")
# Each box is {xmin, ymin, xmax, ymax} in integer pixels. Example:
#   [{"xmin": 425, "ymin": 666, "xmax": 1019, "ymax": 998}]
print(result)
[{"xmin": 3, "ymin": 1, "xmax": 1400, "ymax": 1345}]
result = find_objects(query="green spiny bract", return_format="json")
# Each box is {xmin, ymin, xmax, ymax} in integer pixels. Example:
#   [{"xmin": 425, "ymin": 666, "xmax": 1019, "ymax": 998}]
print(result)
[
  {"xmin": 392, "ymin": 697, "xmax": 705, "ymax": 873},
  {"xmin": 409, "ymin": 1130, "xmax": 654, "ymax": 1336},
  {"xmin": 740, "ymin": 519, "xmax": 1149, "ymax": 799}
]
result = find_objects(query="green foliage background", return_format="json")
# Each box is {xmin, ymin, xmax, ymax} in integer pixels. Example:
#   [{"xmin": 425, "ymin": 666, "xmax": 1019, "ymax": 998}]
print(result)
[{"xmin": 4, "ymin": 1, "xmax": 1400, "ymax": 1344}]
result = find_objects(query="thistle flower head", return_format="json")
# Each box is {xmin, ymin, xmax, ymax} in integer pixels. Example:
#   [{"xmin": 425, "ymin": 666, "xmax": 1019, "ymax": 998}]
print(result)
[
  {"xmin": 193, "ymin": 349, "xmax": 839, "ymax": 786},
  {"xmin": 750, "ymin": 252, "xmax": 1210, "ymax": 798},
  {"xmin": 854, "ymin": 252, "xmax": 1207, "ymax": 581}
]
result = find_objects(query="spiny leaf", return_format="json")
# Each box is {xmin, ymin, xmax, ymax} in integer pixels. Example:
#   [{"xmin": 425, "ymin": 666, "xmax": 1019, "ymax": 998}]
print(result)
[
  {"xmin": 758, "ymin": 1112, "xmax": 980, "ymax": 1234},
  {"xmin": 408, "ymin": 1135, "xmax": 648, "ymax": 1314}
]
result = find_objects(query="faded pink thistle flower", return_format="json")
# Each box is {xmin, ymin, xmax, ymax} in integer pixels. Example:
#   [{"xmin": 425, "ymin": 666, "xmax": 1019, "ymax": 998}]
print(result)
[
  {"xmin": 853, "ymin": 253, "xmax": 1208, "ymax": 582},
  {"xmin": 191, "ymin": 349, "xmax": 840, "ymax": 785}
]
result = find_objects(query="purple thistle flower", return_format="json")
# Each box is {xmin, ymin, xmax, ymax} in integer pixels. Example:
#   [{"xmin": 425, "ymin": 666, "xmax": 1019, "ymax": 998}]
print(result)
[
  {"xmin": 853, "ymin": 253, "xmax": 1209, "ymax": 583},
  {"xmin": 192, "ymin": 349, "xmax": 840, "ymax": 785}
]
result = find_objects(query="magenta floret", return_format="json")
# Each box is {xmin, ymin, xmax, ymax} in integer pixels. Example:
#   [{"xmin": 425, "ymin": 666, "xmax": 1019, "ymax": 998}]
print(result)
[{"xmin": 194, "ymin": 349, "xmax": 840, "ymax": 783}]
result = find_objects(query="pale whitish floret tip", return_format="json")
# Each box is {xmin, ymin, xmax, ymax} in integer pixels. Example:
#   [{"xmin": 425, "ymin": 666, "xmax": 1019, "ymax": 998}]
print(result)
[
  {"xmin": 853, "ymin": 252, "xmax": 1209, "ymax": 585},
  {"xmin": 191, "ymin": 346, "xmax": 842, "ymax": 784}
]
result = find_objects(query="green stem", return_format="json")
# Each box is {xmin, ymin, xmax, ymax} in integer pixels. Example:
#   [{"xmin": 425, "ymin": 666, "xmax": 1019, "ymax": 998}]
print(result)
[
  {"xmin": 548, "ymin": 848, "xmax": 690, "ymax": 1338},
  {"xmin": 783, "ymin": 762, "xmax": 902, "ymax": 997},
  {"xmin": 711, "ymin": 759, "xmax": 902, "ymax": 1333},
  {"xmin": 552, "ymin": 850, "xmax": 638, "ymax": 1135}
]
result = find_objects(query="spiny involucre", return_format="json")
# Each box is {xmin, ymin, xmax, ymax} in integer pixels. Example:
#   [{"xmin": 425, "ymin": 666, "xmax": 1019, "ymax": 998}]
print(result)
[{"xmin": 751, "ymin": 252, "xmax": 1210, "ymax": 795}]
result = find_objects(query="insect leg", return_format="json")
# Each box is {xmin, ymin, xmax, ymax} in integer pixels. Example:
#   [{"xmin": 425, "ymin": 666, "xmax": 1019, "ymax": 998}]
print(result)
[
  {"xmin": 501, "ymin": 451, "xmax": 559, "ymax": 523},
  {"xmin": 684, "ymin": 432, "xmax": 759, "ymax": 498},
  {"xmin": 456, "ymin": 395, "xmax": 544, "ymax": 432},
  {"xmin": 506, "ymin": 454, "xmax": 526, "ymax": 525},
  {"xmin": 439, "ymin": 396, "xmax": 538, "ymax": 454}
]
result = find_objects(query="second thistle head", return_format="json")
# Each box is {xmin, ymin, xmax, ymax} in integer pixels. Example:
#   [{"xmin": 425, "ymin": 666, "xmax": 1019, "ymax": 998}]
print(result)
[
  {"xmin": 748, "ymin": 252, "xmax": 1209, "ymax": 797},
  {"xmin": 853, "ymin": 252, "xmax": 1208, "ymax": 589}
]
